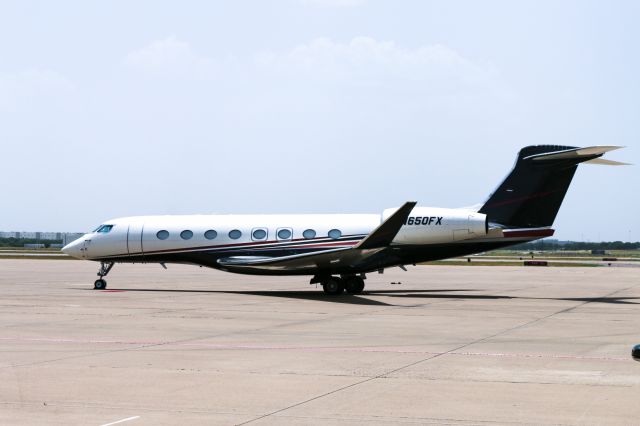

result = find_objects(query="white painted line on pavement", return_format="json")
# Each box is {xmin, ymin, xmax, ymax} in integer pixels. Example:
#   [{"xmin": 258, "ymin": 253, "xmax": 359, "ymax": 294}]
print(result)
[{"xmin": 100, "ymin": 416, "xmax": 140, "ymax": 426}]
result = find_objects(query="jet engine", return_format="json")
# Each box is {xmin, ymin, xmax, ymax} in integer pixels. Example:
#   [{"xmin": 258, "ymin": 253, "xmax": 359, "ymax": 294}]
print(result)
[{"xmin": 385, "ymin": 207, "xmax": 488, "ymax": 245}]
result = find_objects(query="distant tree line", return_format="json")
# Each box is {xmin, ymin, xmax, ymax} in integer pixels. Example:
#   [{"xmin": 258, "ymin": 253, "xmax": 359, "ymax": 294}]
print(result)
[
  {"xmin": 510, "ymin": 240, "xmax": 640, "ymax": 251},
  {"xmin": 0, "ymin": 237, "xmax": 63, "ymax": 248}
]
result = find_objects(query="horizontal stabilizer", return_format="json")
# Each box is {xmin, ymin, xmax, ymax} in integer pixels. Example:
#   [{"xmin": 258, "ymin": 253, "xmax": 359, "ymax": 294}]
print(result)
[
  {"xmin": 524, "ymin": 146, "xmax": 623, "ymax": 162},
  {"xmin": 583, "ymin": 158, "xmax": 630, "ymax": 166}
]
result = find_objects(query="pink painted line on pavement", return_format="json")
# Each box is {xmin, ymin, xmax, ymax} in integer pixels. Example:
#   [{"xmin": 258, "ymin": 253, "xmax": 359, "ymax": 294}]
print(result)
[{"xmin": 0, "ymin": 336, "xmax": 628, "ymax": 362}]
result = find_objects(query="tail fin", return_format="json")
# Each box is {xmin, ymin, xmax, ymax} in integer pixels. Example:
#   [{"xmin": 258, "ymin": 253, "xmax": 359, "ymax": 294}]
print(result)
[{"xmin": 479, "ymin": 145, "xmax": 623, "ymax": 228}]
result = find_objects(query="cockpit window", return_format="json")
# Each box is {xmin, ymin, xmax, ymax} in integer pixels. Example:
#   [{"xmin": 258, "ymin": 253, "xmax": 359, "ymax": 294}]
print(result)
[{"xmin": 95, "ymin": 225, "xmax": 114, "ymax": 233}]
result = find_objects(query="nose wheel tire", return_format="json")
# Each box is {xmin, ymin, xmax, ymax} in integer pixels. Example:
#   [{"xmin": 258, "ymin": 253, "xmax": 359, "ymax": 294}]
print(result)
[
  {"xmin": 93, "ymin": 262, "xmax": 114, "ymax": 290},
  {"xmin": 344, "ymin": 276, "xmax": 365, "ymax": 294},
  {"xmin": 322, "ymin": 278, "xmax": 344, "ymax": 295}
]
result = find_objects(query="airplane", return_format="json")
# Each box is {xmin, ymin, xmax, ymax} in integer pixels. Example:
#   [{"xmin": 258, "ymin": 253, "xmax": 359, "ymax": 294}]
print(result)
[{"xmin": 62, "ymin": 145, "xmax": 625, "ymax": 295}]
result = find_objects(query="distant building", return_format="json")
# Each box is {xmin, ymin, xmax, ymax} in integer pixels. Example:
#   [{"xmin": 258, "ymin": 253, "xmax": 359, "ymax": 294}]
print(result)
[
  {"xmin": 62, "ymin": 233, "xmax": 84, "ymax": 245},
  {"xmin": 0, "ymin": 231, "xmax": 84, "ymax": 245}
]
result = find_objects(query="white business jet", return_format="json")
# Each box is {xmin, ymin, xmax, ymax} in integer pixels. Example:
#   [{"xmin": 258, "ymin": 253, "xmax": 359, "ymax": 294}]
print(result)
[{"xmin": 63, "ymin": 145, "xmax": 624, "ymax": 295}]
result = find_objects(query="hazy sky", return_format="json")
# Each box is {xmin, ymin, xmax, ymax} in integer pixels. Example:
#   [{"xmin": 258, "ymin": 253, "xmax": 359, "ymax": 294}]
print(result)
[{"xmin": 1, "ymin": 1, "xmax": 637, "ymax": 241}]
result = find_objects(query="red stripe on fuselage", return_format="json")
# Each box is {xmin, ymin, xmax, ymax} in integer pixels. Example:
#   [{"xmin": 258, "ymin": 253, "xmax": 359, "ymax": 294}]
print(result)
[{"xmin": 269, "ymin": 240, "xmax": 359, "ymax": 250}]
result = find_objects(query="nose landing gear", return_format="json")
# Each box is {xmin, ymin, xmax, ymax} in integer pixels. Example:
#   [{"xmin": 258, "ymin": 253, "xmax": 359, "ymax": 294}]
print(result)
[{"xmin": 94, "ymin": 262, "xmax": 114, "ymax": 290}]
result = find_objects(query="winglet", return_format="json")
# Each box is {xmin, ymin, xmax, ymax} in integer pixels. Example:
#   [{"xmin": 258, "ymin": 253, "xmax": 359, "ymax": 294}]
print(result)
[{"xmin": 355, "ymin": 201, "xmax": 417, "ymax": 250}]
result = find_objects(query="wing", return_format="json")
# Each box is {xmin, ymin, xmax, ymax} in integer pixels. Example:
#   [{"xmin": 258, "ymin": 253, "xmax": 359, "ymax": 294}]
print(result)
[
  {"xmin": 217, "ymin": 247, "xmax": 385, "ymax": 273},
  {"xmin": 217, "ymin": 201, "xmax": 417, "ymax": 274},
  {"xmin": 355, "ymin": 201, "xmax": 417, "ymax": 249}
]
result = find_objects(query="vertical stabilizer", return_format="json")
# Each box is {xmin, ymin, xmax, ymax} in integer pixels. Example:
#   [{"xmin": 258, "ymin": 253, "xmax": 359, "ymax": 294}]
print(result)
[{"xmin": 479, "ymin": 145, "xmax": 622, "ymax": 228}]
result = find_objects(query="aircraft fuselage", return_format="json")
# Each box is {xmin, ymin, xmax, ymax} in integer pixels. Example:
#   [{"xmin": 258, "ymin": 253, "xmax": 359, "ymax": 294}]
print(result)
[{"xmin": 62, "ymin": 207, "xmax": 548, "ymax": 276}]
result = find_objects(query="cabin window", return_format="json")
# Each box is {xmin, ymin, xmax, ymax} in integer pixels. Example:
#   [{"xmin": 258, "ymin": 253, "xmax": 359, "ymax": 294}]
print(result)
[
  {"xmin": 328, "ymin": 229, "xmax": 342, "ymax": 240},
  {"xmin": 180, "ymin": 230, "xmax": 193, "ymax": 240},
  {"xmin": 277, "ymin": 228, "xmax": 292, "ymax": 240},
  {"xmin": 252, "ymin": 228, "xmax": 267, "ymax": 241},
  {"xmin": 95, "ymin": 225, "xmax": 114, "ymax": 233},
  {"xmin": 156, "ymin": 230, "xmax": 169, "ymax": 240},
  {"xmin": 229, "ymin": 229, "xmax": 242, "ymax": 240},
  {"xmin": 204, "ymin": 230, "xmax": 217, "ymax": 240},
  {"xmin": 303, "ymin": 229, "xmax": 316, "ymax": 239}
]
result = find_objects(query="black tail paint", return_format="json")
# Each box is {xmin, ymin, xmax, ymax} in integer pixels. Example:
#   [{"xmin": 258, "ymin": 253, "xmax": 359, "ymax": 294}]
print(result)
[{"xmin": 479, "ymin": 145, "xmax": 601, "ymax": 228}]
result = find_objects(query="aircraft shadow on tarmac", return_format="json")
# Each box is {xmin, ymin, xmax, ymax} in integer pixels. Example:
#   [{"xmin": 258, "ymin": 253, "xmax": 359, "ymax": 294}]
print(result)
[
  {"xmin": 87, "ymin": 288, "xmax": 472, "ymax": 306},
  {"xmin": 83, "ymin": 287, "xmax": 640, "ymax": 307}
]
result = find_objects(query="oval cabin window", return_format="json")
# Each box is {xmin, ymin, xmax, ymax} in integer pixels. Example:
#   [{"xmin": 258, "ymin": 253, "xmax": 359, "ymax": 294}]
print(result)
[
  {"xmin": 252, "ymin": 229, "xmax": 267, "ymax": 240},
  {"xmin": 277, "ymin": 229, "xmax": 292, "ymax": 240},
  {"xmin": 328, "ymin": 229, "xmax": 342, "ymax": 240}
]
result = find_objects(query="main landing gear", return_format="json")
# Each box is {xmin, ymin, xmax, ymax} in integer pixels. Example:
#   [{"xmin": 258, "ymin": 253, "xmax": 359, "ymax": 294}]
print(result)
[
  {"xmin": 315, "ymin": 275, "xmax": 366, "ymax": 296},
  {"xmin": 94, "ymin": 262, "xmax": 114, "ymax": 290}
]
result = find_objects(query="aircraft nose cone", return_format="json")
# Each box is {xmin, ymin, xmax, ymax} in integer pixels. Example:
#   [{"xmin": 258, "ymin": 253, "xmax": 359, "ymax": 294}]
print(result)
[{"xmin": 62, "ymin": 239, "xmax": 83, "ymax": 259}]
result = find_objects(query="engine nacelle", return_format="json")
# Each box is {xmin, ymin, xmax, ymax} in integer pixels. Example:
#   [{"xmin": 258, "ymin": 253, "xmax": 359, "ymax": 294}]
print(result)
[{"xmin": 384, "ymin": 207, "xmax": 487, "ymax": 245}]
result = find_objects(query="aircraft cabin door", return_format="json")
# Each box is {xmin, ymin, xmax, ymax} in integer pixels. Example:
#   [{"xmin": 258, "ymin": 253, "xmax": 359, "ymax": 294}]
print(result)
[{"xmin": 127, "ymin": 221, "xmax": 144, "ymax": 257}]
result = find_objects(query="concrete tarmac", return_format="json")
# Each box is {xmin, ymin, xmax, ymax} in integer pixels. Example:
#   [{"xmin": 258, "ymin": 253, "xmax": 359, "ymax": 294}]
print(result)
[{"xmin": 1, "ymin": 259, "xmax": 639, "ymax": 425}]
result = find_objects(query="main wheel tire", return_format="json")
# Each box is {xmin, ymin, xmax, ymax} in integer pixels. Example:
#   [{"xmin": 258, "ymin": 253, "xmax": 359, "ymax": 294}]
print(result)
[
  {"xmin": 94, "ymin": 279, "xmax": 107, "ymax": 290},
  {"xmin": 344, "ymin": 276, "xmax": 365, "ymax": 294},
  {"xmin": 322, "ymin": 278, "xmax": 344, "ymax": 295}
]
